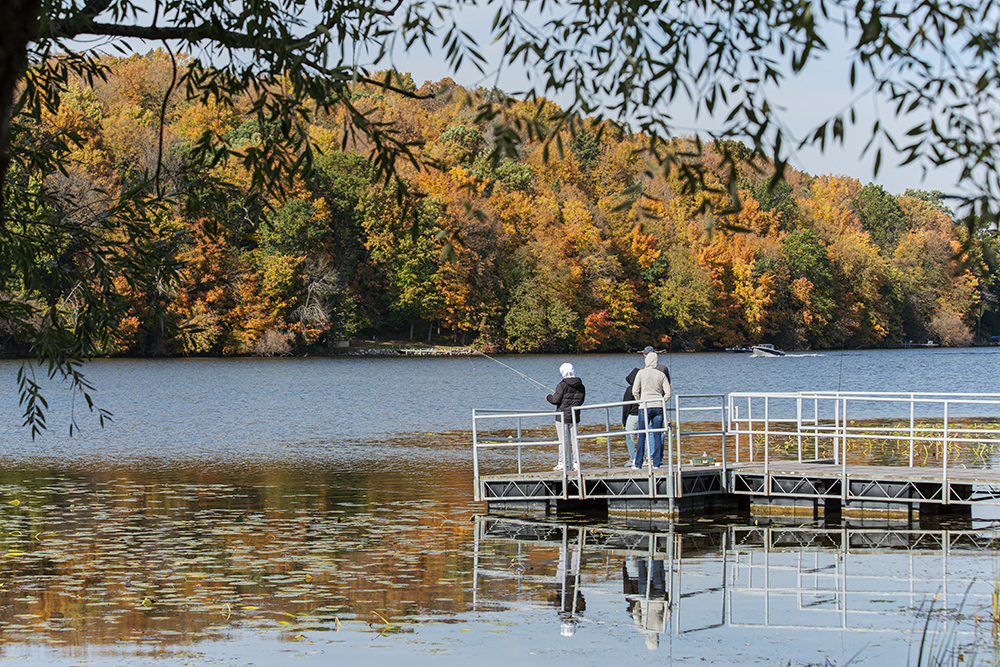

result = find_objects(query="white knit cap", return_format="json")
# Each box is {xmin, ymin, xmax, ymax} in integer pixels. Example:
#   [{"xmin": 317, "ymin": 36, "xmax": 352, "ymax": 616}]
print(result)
[{"xmin": 559, "ymin": 363, "xmax": 576, "ymax": 378}]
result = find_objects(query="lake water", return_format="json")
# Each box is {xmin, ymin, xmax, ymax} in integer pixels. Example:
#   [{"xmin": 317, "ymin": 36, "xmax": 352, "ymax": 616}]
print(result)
[{"xmin": 0, "ymin": 349, "xmax": 997, "ymax": 666}]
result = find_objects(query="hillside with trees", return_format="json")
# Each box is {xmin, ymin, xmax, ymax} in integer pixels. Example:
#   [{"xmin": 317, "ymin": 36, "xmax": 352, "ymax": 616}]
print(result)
[{"xmin": 5, "ymin": 52, "xmax": 999, "ymax": 358}]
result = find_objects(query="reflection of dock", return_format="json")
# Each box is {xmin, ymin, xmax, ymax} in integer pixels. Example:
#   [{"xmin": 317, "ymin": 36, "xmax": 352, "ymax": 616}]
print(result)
[
  {"xmin": 472, "ymin": 516, "xmax": 995, "ymax": 640},
  {"xmin": 473, "ymin": 392, "xmax": 1000, "ymax": 519}
]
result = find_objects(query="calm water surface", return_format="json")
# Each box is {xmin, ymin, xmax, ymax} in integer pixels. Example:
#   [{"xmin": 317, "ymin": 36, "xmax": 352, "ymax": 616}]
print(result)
[{"xmin": 0, "ymin": 349, "xmax": 996, "ymax": 666}]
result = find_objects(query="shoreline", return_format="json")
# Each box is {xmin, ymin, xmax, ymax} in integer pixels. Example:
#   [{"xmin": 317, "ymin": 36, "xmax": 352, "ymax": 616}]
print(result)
[
  {"xmin": 333, "ymin": 345, "xmax": 480, "ymax": 357},
  {"xmin": 1, "ymin": 341, "xmax": 996, "ymax": 363}
]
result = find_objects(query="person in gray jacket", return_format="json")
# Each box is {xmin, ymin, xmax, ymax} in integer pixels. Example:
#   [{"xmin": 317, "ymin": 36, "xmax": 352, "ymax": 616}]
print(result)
[
  {"xmin": 623, "ymin": 346, "xmax": 672, "ymax": 465},
  {"xmin": 631, "ymin": 351, "xmax": 671, "ymax": 469}
]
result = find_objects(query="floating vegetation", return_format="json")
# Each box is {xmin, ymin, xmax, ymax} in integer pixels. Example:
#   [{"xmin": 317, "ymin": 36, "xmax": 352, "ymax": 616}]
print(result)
[{"xmin": 0, "ymin": 463, "xmax": 480, "ymax": 648}]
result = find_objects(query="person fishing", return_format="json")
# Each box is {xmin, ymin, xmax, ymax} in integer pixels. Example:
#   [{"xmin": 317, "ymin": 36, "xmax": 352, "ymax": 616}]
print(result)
[
  {"xmin": 547, "ymin": 363, "xmax": 586, "ymax": 471},
  {"xmin": 623, "ymin": 346, "xmax": 672, "ymax": 466},
  {"xmin": 622, "ymin": 345, "xmax": 670, "ymax": 466},
  {"xmin": 631, "ymin": 351, "xmax": 671, "ymax": 470}
]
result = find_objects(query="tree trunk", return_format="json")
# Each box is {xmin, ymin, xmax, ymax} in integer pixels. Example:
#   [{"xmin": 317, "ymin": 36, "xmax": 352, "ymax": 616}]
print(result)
[
  {"xmin": 0, "ymin": 0, "xmax": 40, "ymax": 216},
  {"xmin": 427, "ymin": 320, "xmax": 433, "ymax": 343},
  {"xmin": 409, "ymin": 320, "xmax": 414, "ymax": 341}
]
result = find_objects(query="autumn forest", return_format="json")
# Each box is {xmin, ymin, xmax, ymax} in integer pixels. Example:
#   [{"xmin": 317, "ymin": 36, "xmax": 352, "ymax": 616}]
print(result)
[{"xmin": 12, "ymin": 51, "xmax": 1000, "ymax": 357}]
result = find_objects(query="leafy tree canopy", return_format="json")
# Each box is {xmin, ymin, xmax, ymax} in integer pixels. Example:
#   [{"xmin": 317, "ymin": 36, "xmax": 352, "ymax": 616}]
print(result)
[
  {"xmin": 853, "ymin": 183, "xmax": 909, "ymax": 253},
  {"xmin": 2, "ymin": 0, "xmax": 1000, "ymax": 432}
]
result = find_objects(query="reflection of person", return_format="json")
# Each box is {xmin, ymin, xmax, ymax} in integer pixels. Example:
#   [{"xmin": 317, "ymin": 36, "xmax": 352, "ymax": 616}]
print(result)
[
  {"xmin": 551, "ymin": 533, "xmax": 586, "ymax": 637},
  {"xmin": 631, "ymin": 351, "xmax": 671, "ymax": 469},
  {"xmin": 623, "ymin": 556, "xmax": 668, "ymax": 650},
  {"xmin": 632, "ymin": 598, "xmax": 667, "ymax": 650},
  {"xmin": 547, "ymin": 363, "xmax": 585, "ymax": 471}
]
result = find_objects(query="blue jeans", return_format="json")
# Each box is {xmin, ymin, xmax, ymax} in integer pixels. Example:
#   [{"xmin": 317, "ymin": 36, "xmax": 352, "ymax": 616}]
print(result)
[{"xmin": 633, "ymin": 407, "xmax": 663, "ymax": 468}]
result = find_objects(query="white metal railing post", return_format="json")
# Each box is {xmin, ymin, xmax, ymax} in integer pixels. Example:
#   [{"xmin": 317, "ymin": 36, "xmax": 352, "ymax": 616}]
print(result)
[
  {"xmin": 796, "ymin": 396, "xmax": 803, "ymax": 462},
  {"xmin": 645, "ymin": 398, "xmax": 655, "ymax": 497},
  {"xmin": 726, "ymin": 393, "xmax": 733, "ymax": 453},
  {"xmin": 764, "ymin": 396, "xmax": 770, "ymax": 483},
  {"xmin": 943, "ymin": 401, "xmax": 949, "ymax": 503},
  {"xmin": 734, "ymin": 402, "xmax": 741, "ymax": 464},
  {"xmin": 841, "ymin": 397, "xmax": 848, "ymax": 502},
  {"xmin": 667, "ymin": 394, "xmax": 675, "ymax": 496},
  {"xmin": 472, "ymin": 409, "xmax": 481, "ymax": 501},
  {"xmin": 516, "ymin": 416, "xmax": 523, "ymax": 474},
  {"xmin": 748, "ymin": 397, "xmax": 755, "ymax": 463},
  {"xmin": 833, "ymin": 398, "xmax": 840, "ymax": 466},
  {"xmin": 722, "ymin": 394, "xmax": 729, "ymax": 478},
  {"xmin": 674, "ymin": 394, "xmax": 680, "ymax": 467},
  {"xmin": 605, "ymin": 408, "xmax": 613, "ymax": 469},
  {"xmin": 813, "ymin": 396, "xmax": 819, "ymax": 460},
  {"xmin": 909, "ymin": 396, "xmax": 915, "ymax": 468},
  {"xmin": 572, "ymin": 409, "xmax": 585, "ymax": 497}
]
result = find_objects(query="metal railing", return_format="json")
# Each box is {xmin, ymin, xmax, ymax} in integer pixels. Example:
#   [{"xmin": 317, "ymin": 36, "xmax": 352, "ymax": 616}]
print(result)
[
  {"xmin": 475, "ymin": 392, "xmax": 1000, "ymax": 505},
  {"xmin": 727, "ymin": 391, "xmax": 1000, "ymax": 503},
  {"xmin": 472, "ymin": 394, "xmax": 728, "ymax": 501},
  {"xmin": 471, "ymin": 408, "xmax": 573, "ymax": 501}
]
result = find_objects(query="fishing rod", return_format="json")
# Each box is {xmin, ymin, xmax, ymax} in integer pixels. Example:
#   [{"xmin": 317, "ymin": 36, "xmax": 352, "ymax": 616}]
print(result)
[{"xmin": 476, "ymin": 351, "xmax": 553, "ymax": 393}]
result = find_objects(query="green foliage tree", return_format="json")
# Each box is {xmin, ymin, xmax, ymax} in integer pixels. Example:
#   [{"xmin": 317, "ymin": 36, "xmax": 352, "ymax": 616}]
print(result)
[
  {"xmin": 746, "ymin": 178, "xmax": 800, "ymax": 228},
  {"xmin": 494, "ymin": 160, "xmax": 533, "ymax": 192},
  {"xmin": 360, "ymin": 186, "xmax": 446, "ymax": 339},
  {"xmin": 650, "ymin": 247, "xmax": 714, "ymax": 347},
  {"xmin": 782, "ymin": 230, "xmax": 833, "ymax": 295},
  {"xmin": 259, "ymin": 199, "xmax": 324, "ymax": 253},
  {"xmin": 903, "ymin": 189, "xmax": 953, "ymax": 218},
  {"xmin": 440, "ymin": 124, "xmax": 485, "ymax": 166},
  {"xmin": 504, "ymin": 279, "xmax": 580, "ymax": 352},
  {"xmin": 780, "ymin": 229, "xmax": 836, "ymax": 343},
  {"xmin": 852, "ymin": 183, "xmax": 908, "ymax": 253},
  {"xmin": 569, "ymin": 129, "xmax": 601, "ymax": 171}
]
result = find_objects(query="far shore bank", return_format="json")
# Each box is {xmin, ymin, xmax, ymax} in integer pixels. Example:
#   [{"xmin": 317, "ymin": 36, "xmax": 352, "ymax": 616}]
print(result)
[{"xmin": 2, "ymin": 339, "xmax": 997, "ymax": 363}]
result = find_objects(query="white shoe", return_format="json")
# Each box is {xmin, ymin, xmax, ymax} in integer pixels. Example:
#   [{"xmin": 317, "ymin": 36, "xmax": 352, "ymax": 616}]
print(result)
[{"xmin": 553, "ymin": 464, "xmax": 564, "ymax": 471}]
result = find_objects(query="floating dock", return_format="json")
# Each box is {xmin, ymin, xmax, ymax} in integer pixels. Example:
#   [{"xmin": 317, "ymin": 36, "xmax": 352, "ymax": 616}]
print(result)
[{"xmin": 473, "ymin": 392, "xmax": 1000, "ymax": 520}]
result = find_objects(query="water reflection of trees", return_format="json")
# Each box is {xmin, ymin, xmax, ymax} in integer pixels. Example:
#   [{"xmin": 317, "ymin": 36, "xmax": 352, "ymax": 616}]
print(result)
[
  {"xmin": 0, "ymin": 462, "xmax": 479, "ymax": 647},
  {"xmin": 472, "ymin": 516, "xmax": 1000, "ymax": 651}
]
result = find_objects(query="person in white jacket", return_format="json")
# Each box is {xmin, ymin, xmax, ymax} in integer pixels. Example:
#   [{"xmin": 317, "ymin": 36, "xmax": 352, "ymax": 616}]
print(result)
[{"xmin": 631, "ymin": 351, "xmax": 671, "ymax": 469}]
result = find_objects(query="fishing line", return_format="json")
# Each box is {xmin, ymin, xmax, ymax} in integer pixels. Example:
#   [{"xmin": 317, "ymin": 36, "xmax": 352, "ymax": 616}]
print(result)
[{"xmin": 476, "ymin": 352, "xmax": 553, "ymax": 393}]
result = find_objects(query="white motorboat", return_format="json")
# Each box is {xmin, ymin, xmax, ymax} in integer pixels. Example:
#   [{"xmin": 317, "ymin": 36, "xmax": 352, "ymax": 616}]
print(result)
[{"xmin": 751, "ymin": 344, "xmax": 786, "ymax": 357}]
